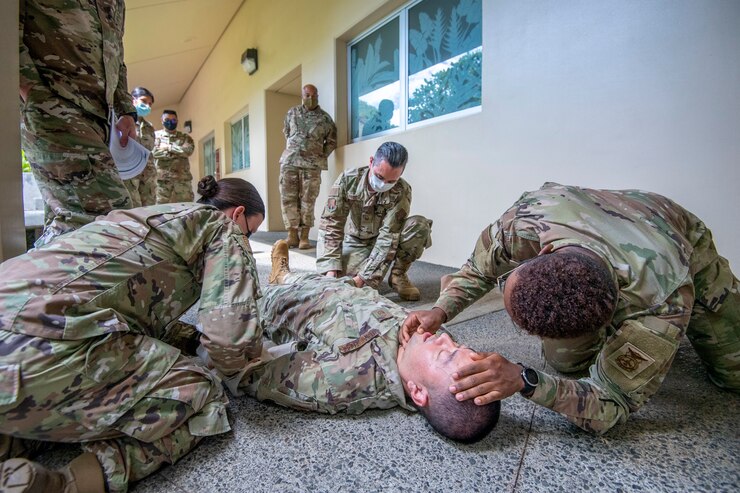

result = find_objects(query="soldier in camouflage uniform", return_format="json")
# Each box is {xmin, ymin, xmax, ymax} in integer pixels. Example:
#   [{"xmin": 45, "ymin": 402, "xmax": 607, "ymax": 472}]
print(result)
[
  {"xmin": 316, "ymin": 142, "xmax": 432, "ymax": 301},
  {"xmin": 20, "ymin": 0, "xmax": 137, "ymax": 247},
  {"xmin": 0, "ymin": 177, "xmax": 266, "ymax": 493},
  {"xmin": 122, "ymin": 87, "xmax": 157, "ymax": 207},
  {"xmin": 404, "ymin": 182, "xmax": 739, "ymax": 435},
  {"xmin": 153, "ymin": 110, "xmax": 195, "ymax": 204},
  {"xmin": 279, "ymin": 84, "xmax": 337, "ymax": 249},
  {"xmin": 237, "ymin": 241, "xmax": 499, "ymax": 443}
]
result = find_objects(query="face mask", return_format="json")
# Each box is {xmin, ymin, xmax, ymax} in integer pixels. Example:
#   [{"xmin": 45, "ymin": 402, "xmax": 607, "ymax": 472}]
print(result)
[
  {"xmin": 135, "ymin": 101, "xmax": 151, "ymax": 117},
  {"xmin": 302, "ymin": 97, "xmax": 318, "ymax": 110},
  {"xmin": 369, "ymin": 169, "xmax": 394, "ymax": 193},
  {"xmin": 163, "ymin": 120, "xmax": 177, "ymax": 131}
]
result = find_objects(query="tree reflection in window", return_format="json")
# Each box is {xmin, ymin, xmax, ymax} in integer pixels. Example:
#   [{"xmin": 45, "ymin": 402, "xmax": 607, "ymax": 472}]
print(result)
[
  {"xmin": 408, "ymin": 0, "xmax": 482, "ymax": 123},
  {"xmin": 348, "ymin": 0, "xmax": 482, "ymax": 141}
]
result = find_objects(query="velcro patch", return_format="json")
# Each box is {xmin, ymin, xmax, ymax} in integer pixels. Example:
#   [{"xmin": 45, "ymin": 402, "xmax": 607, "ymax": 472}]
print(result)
[
  {"xmin": 338, "ymin": 328, "xmax": 380, "ymax": 354},
  {"xmin": 607, "ymin": 342, "xmax": 656, "ymax": 379},
  {"xmin": 371, "ymin": 308, "xmax": 394, "ymax": 322}
]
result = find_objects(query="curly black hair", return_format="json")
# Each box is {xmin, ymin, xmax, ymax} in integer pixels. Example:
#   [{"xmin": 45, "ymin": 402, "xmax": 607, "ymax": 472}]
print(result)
[{"xmin": 508, "ymin": 251, "xmax": 617, "ymax": 339}]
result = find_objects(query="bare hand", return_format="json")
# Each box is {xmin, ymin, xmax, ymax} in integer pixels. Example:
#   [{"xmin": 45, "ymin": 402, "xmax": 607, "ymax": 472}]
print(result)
[
  {"xmin": 450, "ymin": 352, "xmax": 524, "ymax": 405},
  {"xmin": 352, "ymin": 275, "xmax": 365, "ymax": 288},
  {"xmin": 116, "ymin": 115, "xmax": 137, "ymax": 147},
  {"xmin": 399, "ymin": 307, "xmax": 446, "ymax": 346},
  {"xmin": 325, "ymin": 271, "xmax": 339, "ymax": 278}
]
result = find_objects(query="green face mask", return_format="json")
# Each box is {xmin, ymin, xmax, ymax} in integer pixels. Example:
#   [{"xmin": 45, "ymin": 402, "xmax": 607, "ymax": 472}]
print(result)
[{"xmin": 302, "ymin": 97, "xmax": 318, "ymax": 109}]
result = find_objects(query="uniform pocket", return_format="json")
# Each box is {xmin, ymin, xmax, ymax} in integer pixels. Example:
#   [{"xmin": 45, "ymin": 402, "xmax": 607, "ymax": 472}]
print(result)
[
  {"xmin": 598, "ymin": 319, "xmax": 680, "ymax": 397},
  {"xmin": 0, "ymin": 364, "xmax": 21, "ymax": 407}
]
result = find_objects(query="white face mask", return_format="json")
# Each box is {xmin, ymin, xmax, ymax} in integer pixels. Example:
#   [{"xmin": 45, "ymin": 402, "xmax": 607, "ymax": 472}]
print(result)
[{"xmin": 369, "ymin": 169, "xmax": 394, "ymax": 193}]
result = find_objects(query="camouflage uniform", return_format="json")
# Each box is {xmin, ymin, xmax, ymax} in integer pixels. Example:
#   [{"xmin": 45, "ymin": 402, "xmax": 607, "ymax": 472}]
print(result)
[
  {"xmin": 434, "ymin": 182, "xmax": 739, "ymax": 434},
  {"xmin": 153, "ymin": 129, "xmax": 195, "ymax": 203},
  {"xmin": 20, "ymin": 0, "xmax": 136, "ymax": 246},
  {"xmin": 0, "ymin": 203, "xmax": 263, "ymax": 492},
  {"xmin": 242, "ymin": 273, "xmax": 414, "ymax": 414},
  {"xmin": 279, "ymin": 104, "xmax": 337, "ymax": 229},
  {"xmin": 316, "ymin": 166, "xmax": 432, "ymax": 288},
  {"xmin": 123, "ymin": 117, "xmax": 157, "ymax": 206}
]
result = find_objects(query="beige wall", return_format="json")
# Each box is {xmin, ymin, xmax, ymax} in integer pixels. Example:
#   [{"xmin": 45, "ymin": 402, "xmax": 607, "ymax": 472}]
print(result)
[
  {"xmin": 0, "ymin": 0, "xmax": 25, "ymax": 261},
  {"xmin": 178, "ymin": 0, "xmax": 740, "ymax": 269}
]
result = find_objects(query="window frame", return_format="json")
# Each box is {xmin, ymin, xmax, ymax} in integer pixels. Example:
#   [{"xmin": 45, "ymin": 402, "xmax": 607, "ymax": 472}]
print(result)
[
  {"xmin": 229, "ymin": 111, "xmax": 251, "ymax": 172},
  {"xmin": 347, "ymin": 0, "xmax": 482, "ymax": 143},
  {"xmin": 201, "ymin": 132, "xmax": 216, "ymax": 178}
]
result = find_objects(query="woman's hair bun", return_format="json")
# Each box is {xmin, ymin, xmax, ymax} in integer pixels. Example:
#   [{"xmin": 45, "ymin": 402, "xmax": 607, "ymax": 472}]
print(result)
[{"xmin": 198, "ymin": 175, "xmax": 219, "ymax": 199}]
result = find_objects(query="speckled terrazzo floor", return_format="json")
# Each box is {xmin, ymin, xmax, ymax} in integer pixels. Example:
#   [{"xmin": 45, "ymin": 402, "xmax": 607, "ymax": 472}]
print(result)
[{"xmin": 35, "ymin": 231, "xmax": 740, "ymax": 492}]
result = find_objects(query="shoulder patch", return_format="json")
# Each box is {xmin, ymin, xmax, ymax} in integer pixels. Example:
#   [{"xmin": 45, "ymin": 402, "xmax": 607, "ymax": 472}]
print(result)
[
  {"xmin": 326, "ymin": 198, "xmax": 337, "ymax": 213},
  {"xmin": 607, "ymin": 342, "xmax": 656, "ymax": 379}
]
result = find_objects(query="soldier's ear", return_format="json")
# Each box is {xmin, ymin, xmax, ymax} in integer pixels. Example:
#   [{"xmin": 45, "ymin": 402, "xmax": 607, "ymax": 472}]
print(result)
[{"xmin": 406, "ymin": 381, "xmax": 429, "ymax": 408}]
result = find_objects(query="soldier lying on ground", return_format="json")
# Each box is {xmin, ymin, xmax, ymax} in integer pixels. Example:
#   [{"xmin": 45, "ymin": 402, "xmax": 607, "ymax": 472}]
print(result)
[
  {"xmin": 403, "ymin": 182, "xmax": 739, "ymax": 435},
  {"xmin": 0, "ymin": 176, "xmax": 266, "ymax": 493},
  {"xmin": 235, "ymin": 240, "xmax": 500, "ymax": 443}
]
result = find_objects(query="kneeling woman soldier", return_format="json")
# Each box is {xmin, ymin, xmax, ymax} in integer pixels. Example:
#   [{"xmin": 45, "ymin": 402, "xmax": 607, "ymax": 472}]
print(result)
[{"xmin": 0, "ymin": 175, "xmax": 264, "ymax": 493}]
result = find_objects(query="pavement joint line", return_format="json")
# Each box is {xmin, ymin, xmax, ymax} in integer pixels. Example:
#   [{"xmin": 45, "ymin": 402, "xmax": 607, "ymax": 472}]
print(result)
[{"xmin": 510, "ymin": 403, "xmax": 537, "ymax": 492}]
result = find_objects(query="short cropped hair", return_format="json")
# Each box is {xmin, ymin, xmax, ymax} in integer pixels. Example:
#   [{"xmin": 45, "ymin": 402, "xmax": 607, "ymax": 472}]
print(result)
[
  {"xmin": 374, "ymin": 141, "xmax": 408, "ymax": 169},
  {"xmin": 417, "ymin": 385, "xmax": 500, "ymax": 443},
  {"xmin": 163, "ymin": 109, "xmax": 178, "ymax": 117},
  {"xmin": 509, "ymin": 251, "xmax": 617, "ymax": 339}
]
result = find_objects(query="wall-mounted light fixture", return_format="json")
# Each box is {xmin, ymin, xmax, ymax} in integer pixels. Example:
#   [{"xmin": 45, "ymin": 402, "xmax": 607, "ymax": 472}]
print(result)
[
  {"xmin": 184, "ymin": 120, "xmax": 192, "ymax": 133},
  {"xmin": 241, "ymin": 48, "xmax": 258, "ymax": 75}
]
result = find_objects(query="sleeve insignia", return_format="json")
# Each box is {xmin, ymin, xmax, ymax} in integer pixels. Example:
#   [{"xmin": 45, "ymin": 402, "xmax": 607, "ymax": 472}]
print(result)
[
  {"xmin": 327, "ymin": 198, "xmax": 337, "ymax": 213},
  {"xmin": 607, "ymin": 342, "xmax": 656, "ymax": 379}
]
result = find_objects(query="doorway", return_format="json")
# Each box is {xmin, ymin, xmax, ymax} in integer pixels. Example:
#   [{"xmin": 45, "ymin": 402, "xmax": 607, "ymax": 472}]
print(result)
[{"xmin": 264, "ymin": 66, "xmax": 302, "ymax": 231}]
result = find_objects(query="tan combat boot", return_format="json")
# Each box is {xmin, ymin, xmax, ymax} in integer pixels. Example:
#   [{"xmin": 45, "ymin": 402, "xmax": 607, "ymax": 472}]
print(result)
[
  {"xmin": 0, "ymin": 452, "xmax": 105, "ymax": 493},
  {"xmin": 285, "ymin": 228, "xmax": 299, "ymax": 248},
  {"xmin": 389, "ymin": 267, "xmax": 421, "ymax": 301},
  {"xmin": 298, "ymin": 228, "xmax": 311, "ymax": 250},
  {"xmin": 269, "ymin": 240, "xmax": 291, "ymax": 284}
]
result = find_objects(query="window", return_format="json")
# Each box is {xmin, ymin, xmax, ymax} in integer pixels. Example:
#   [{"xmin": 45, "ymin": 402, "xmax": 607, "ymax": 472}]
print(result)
[
  {"xmin": 230, "ymin": 114, "xmax": 250, "ymax": 171},
  {"xmin": 349, "ymin": 0, "xmax": 482, "ymax": 141},
  {"xmin": 202, "ymin": 135, "xmax": 216, "ymax": 177}
]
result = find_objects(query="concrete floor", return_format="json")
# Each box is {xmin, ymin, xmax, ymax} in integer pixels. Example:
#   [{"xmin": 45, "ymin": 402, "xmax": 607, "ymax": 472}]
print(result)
[{"xmin": 38, "ymin": 231, "xmax": 739, "ymax": 492}]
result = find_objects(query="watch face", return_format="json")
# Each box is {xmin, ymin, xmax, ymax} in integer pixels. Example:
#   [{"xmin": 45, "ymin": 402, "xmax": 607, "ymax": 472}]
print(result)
[{"xmin": 523, "ymin": 368, "xmax": 539, "ymax": 386}]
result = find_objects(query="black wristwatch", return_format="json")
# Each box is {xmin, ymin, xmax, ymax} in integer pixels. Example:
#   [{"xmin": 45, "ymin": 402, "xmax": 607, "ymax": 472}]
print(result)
[{"xmin": 519, "ymin": 364, "xmax": 539, "ymax": 397}]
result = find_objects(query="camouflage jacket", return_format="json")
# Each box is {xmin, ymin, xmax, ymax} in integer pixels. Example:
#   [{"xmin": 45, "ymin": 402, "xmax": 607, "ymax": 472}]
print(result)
[
  {"xmin": 243, "ymin": 273, "xmax": 413, "ymax": 414},
  {"xmin": 316, "ymin": 166, "xmax": 412, "ymax": 287},
  {"xmin": 153, "ymin": 129, "xmax": 195, "ymax": 169},
  {"xmin": 19, "ymin": 0, "xmax": 136, "ymax": 151},
  {"xmin": 137, "ymin": 118, "xmax": 156, "ymax": 151},
  {"xmin": 0, "ymin": 203, "xmax": 263, "ymax": 393},
  {"xmin": 279, "ymin": 104, "xmax": 337, "ymax": 170},
  {"xmin": 434, "ymin": 182, "xmax": 733, "ymax": 434}
]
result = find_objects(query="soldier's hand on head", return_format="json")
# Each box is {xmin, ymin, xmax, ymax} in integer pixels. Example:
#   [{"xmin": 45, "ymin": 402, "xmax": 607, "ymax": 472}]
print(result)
[
  {"xmin": 116, "ymin": 115, "xmax": 137, "ymax": 147},
  {"xmin": 449, "ymin": 352, "xmax": 524, "ymax": 405},
  {"xmin": 399, "ymin": 308, "xmax": 446, "ymax": 346}
]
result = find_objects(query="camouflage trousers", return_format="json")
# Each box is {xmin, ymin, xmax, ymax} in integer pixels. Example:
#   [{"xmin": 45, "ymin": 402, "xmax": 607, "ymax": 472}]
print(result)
[
  {"xmin": 542, "ymin": 231, "xmax": 740, "ymax": 393},
  {"xmin": 22, "ymin": 116, "xmax": 133, "ymax": 247},
  {"xmin": 341, "ymin": 215, "xmax": 433, "ymax": 276},
  {"xmin": 123, "ymin": 161, "xmax": 157, "ymax": 207},
  {"xmin": 156, "ymin": 162, "xmax": 194, "ymax": 204},
  {"xmin": 279, "ymin": 165, "xmax": 321, "ymax": 229},
  {"xmin": 0, "ymin": 331, "xmax": 230, "ymax": 493}
]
